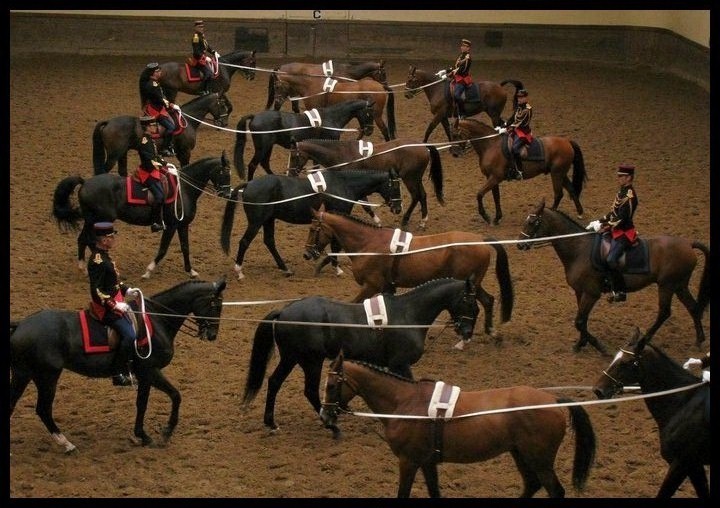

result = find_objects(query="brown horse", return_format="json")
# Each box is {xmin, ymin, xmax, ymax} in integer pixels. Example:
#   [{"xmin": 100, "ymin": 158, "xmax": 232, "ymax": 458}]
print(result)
[
  {"xmin": 306, "ymin": 209, "xmax": 513, "ymax": 345},
  {"xmin": 450, "ymin": 117, "xmax": 587, "ymax": 225},
  {"xmin": 266, "ymin": 60, "xmax": 388, "ymax": 112},
  {"xmin": 288, "ymin": 137, "xmax": 444, "ymax": 229},
  {"xmin": 158, "ymin": 49, "xmax": 256, "ymax": 102},
  {"xmin": 517, "ymin": 199, "xmax": 710, "ymax": 354},
  {"xmin": 319, "ymin": 354, "xmax": 596, "ymax": 497},
  {"xmin": 403, "ymin": 65, "xmax": 521, "ymax": 142},
  {"xmin": 273, "ymin": 77, "xmax": 396, "ymax": 141}
]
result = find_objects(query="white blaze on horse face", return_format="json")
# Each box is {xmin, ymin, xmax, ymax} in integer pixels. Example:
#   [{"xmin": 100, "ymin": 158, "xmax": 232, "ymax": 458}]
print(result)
[{"xmin": 610, "ymin": 350, "xmax": 625, "ymax": 367}]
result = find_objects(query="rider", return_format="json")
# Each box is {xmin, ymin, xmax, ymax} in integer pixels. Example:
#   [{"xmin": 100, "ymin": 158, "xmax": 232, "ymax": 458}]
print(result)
[
  {"xmin": 88, "ymin": 222, "xmax": 141, "ymax": 387},
  {"xmin": 684, "ymin": 352, "xmax": 710, "ymax": 382},
  {"xmin": 447, "ymin": 38, "xmax": 473, "ymax": 120},
  {"xmin": 191, "ymin": 19, "xmax": 215, "ymax": 95},
  {"xmin": 140, "ymin": 62, "xmax": 179, "ymax": 157},
  {"xmin": 138, "ymin": 115, "xmax": 168, "ymax": 233},
  {"xmin": 586, "ymin": 163, "xmax": 639, "ymax": 303},
  {"xmin": 506, "ymin": 89, "xmax": 533, "ymax": 181}
]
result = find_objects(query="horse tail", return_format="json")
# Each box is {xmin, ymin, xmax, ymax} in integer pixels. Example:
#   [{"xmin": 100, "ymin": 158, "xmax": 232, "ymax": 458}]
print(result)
[
  {"xmin": 10, "ymin": 321, "xmax": 19, "ymax": 336},
  {"xmin": 692, "ymin": 241, "xmax": 711, "ymax": 318},
  {"xmin": 569, "ymin": 140, "xmax": 587, "ymax": 197},
  {"xmin": 485, "ymin": 238, "xmax": 514, "ymax": 323},
  {"xmin": 233, "ymin": 114, "xmax": 254, "ymax": 180},
  {"xmin": 559, "ymin": 398, "xmax": 597, "ymax": 491},
  {"xmin": 265, "ymin": 70, "xmax": 278, "ymax": 110},
  {"xmin": 427, "ymin": 146, "xmax": 445, "ymax": 206},
  {"xmin": 52, "ymin": 175, "xmax": 85, "ymax": 233},
  {"xmin": 92, "ymin": 120, "xmax": 109, "ymax": 175},
  {"xmin": 220, "ymin": 184, "xmax": 244, "ymax": 255},
  {"xmin": 242, "ymin": 309, "xmax": 282, "ymax": 405},
  {"xmin": 383, "ymin": 83, "xmax": 397, "ymax": 139},
  {"xmin": 500, "ymin": 79, "xmax": 525, "ymax": 109}
]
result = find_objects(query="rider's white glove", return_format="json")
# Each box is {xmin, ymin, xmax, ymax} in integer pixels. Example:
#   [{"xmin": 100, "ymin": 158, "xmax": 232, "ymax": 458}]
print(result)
[
  {"xmin": 586, "ymin": 220, "xmax": 602, "ymax": 232},
  {"xmin": 702, "ymin": 370, "xmax": 710, "ymax": 382},
  {"xmin": 114, "ymin": 302, "xmax": 131, "ymax": 314},
  {"xmin": 124, "ymin": 288, "xmax": 141, "ymax": 302},
  {"xmin": 172, "ymin": 104, "xmax": 181, "ymax": 112},
  {"xmin": 683, "ymin": 358, "xmax": 703, "ymax": 370},
  {"xmin": 494, "ymin": 126, "xmax": 507, "ymax": 134}
]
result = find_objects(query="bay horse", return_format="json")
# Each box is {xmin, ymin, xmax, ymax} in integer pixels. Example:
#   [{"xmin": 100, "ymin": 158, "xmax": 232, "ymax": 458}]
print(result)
[
  {"xmin": 233, "ymin": 99, "xmax": 376, "ymax": 181},
  {"xmin": 158, "ymin": 49, "xmax": 257, "ymax": 102},
  {"xmin": 92, "ymin": 92, "xmax": 231, "ymax": 175},
  {"xmin": 52, "ymin": 152, "xmax": 232, "ymax": 279},
  {"xmin": 517, "ymin": 199, "xmax": 710, "ymax": 354},
  {"xmin": 593, "ymin": 328, "xmax": 709, "ymax": 498},
  {"xmin": 272, "ymin": 76, "xmax": 397, "ymax": 141},
  {"xmin": 450, "ymin": 117, "xmax": 587, "ymax": 225},
  {"xmin": 220, "ymin": 168, "xmax": 403, "ymax": 280},
  {"xmin": 305, "ymin": 209, "xmax": 513, "ymax": 346},
  {"xmin": 10, "ymin": 277, "xmax": 228, "ymax": 452},
  {"xmin": 319, "ymin": 354, "xmax": 596, "ymax": 498},
  {"xmin": 403, "ymin": 65, "xmax": 522, "ymax": 142},
  {"xmin": 288, "ymin": 137, "xmax": 444, "ymax": 229},
  {"xmin": 243, "ymin": 277, "xmax": 479, "ymax": 433},
  {"xmin": 266, "ymin": 60, "xmax": 388, "ymax": 113}
]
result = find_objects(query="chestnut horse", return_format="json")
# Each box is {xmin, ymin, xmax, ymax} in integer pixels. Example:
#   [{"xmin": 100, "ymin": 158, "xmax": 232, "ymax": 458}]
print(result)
[
  {"xmin": 403, "ymin": 65, "xmax": 522, "ymax": 142},
  {"xmin": 518, "ymin": 200, "xmax": 710, "ymax": 354},
  {"xmin": 450, "ymin": 117, "xmax": 587, "ymax": 225},
  {"xmin": 266, "ymin": 60, "xmax": 387, "ymax": 112},
  {"xmin": 320, "ymin": 354, "xmax": 596, "ymax": 497},
  {"xmin": 288, "ymin": 137, "xmax": 444, "ymax": 229},
  {"xmin": 305, "ymin": 209, "xmax": 513, "ymax": 345},
  {"xmin": 272, "ymin": 77, "xmax": 396, "ymax": 141}
]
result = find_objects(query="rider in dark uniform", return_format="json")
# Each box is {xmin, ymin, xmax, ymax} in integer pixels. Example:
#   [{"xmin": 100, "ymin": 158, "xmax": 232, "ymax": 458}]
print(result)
[
  {"xmin": 447, "ymin": 38, "xmax": 473, "ymax": 120},
  {"xmin": 139, "ymin": 62, "xmax": 178, "ymax": 157},
  {"xmin": 586, "ymin": 163, "xmax": 639, "ymax": 303},
  {"xmin": 138, "ymin": 116, "xmax": 167, "ymax": 233},
  {"xmin": 506, "ymin": 89, "xmax": 533, "ymax": 180},
  {"xmin": 191, "ymin": 19, "xmax": 215, "ymax": 95},
  {"xmin": 87, "ymin": 222, "xmax": 139, "ymax": 387}
]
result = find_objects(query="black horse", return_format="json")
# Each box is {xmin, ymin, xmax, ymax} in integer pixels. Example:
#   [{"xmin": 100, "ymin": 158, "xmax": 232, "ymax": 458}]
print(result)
[
  {"xmin": 159, "ymin": 49, "xmax": 257, "ymax": 102},
  {"xmin": 233, "ymin": 99, "xmax": 375, "ymax": 180},
  {"xmin": 53, "ymin": 152, "xmax": 232, "ymax": 279},
  {"xmin": 10, "ymin": 278, "xmax": 227, "ymax": 451},
  {"xmin": 92, "ymin": 92, "xmax": 231, "ymax": 175},
  {"xmin": 593, "ymin": 328, "xmax": 710, "ymax": 498},
  {"xmin": 242, "ymin": 277, "xmax": 479, "ymax": 434},
  {"xmin": 220, "ymin": 168, "xmax": 403, "ymax": 280}
]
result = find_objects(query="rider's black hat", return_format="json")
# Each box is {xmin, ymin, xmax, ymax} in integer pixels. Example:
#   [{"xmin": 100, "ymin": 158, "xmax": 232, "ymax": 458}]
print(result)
[
  {"xmin": 94, "ymin": 222, "xmax": 118, "ymax": 237},
  {"xmin": 617, "ymin": 163, "xmax": 635, "ymax": 176}
]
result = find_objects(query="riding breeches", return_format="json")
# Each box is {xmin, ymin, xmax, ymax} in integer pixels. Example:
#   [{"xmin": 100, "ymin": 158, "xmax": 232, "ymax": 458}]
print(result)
[
  {"xmin": 105, "ymin": 314, "xmax": 136, "ymax": 349},
  {"xmin": 606, "ymin": 236, "xmax": 631, "ymax": 270},
  {"xmin": 147, "ymin": 178, "xmax": 165, "ymax": 205},
  {"xmin": 512, "ymin": 135, "xmax": 529, "ymax": 155},
  {"xmin": 454, "ymin": 82, "xmax": 468, "ymax": 102},
  {"xmin": 157, "ymin": 114, "xmax": 176, "ymax": 134}
]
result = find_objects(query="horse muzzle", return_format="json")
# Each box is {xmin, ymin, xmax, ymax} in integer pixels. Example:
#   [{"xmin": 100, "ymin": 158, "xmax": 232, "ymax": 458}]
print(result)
[
  {"xmin": 517, "ymin": 240, "xmax": 532, "ymax": 251},
  {"xmin": 362, "ymin": 125, "xmax": 375, "ymax": 137},
  {"xmin": 449, "ymin": 143, "xmax": 467, "ymax": 158},
  {"xmin": 303, "ymin": 245, "xmax": 321, "ymax": 261}
]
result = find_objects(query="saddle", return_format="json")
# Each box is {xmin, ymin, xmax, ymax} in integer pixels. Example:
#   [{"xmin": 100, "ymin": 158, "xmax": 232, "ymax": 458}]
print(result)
[
  {"xmin": 184, "ymin": 54, "xmax": 220, "ymax": 82},
  {"xmin": 590, "ymin": 233, "xmax": 650, "ymax": 274},
  {"xmin": 126, "ymin": 172, "xmax": 179, "ymax": 206},
  {"xmin": 79, "ymin": 304, "xmax": 151, "ymax": 355},
  {"xmin": 500, "ymin": 134, "xmax": 545, "ymax": 163}
]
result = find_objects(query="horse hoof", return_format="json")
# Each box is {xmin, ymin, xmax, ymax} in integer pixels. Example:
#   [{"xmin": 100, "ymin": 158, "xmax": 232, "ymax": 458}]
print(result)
[
  {"xmin": 283, "ymin": 270, "xmax": 295, "ymax": 277},
  {"xmin": 187, "ymin": 269, "xmax": 199, "ymax": 278},
  {"xmin": 453, "ymin": 340, "xmax": 465, "ymax": 351},
  {"xmin": 141, "ymin": 271, "xmax": 151, "ymax": 279},
  {"xmin": 335, "ymin": 268, "xmax": 344, "ymax": 277}
]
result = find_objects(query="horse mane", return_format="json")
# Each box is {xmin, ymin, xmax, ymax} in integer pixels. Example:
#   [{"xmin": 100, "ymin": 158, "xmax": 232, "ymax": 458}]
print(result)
[
  {"xmin": 545, "ymin": 207, "xmax": 585, "ymax": 231},
  {"xmin": 395, "ymin": 277, "xmax": 461, "ymax": 298},
  {"xmin": 182, "ymin": 93, "xmax": 215, "ymax": 108},
  {"xmin": 151, "ymin": 279, "xmax": 208, "ymax": 299},
  {"xmin": 326, "ymin": 211, "xmax": 382, "ymax": 229},
  {"xmin": 346, "ymin": 359, "xmax": 415, "ymax": 383}
]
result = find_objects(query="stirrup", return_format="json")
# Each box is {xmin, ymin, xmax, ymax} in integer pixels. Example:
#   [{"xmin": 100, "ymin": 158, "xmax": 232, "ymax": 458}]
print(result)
[
  {"xmin": 607, "ymin": 291, "xmax": 627, "ymax": 303},
  {"xmin": 151, "ymin": 222, "xmax": 165, "ymax": 232}
]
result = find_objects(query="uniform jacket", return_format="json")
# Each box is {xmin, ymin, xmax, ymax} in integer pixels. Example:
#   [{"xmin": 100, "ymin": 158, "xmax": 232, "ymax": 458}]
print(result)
[
  {"xmin": 602, "ymin": 184, "xmax": 639, "ymax": 242},
  {"xmin": 88, "ymin": 247, "xmax": 128, "ymax": 321},
  {"xmin": 137, "ymin": 133, "xmax": 164, "ymax": 182},
  {"xmin": 452, "ymin": 51, "xmax": 472, "ymax": 85},
  {"xmin": 509, "ymin": 104, "xmax": 533, "ymax": 142}
]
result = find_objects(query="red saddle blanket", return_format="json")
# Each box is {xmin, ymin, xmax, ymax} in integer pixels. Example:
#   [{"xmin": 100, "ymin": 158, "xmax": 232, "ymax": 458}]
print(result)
[
  {"xmin": 78, "ymin": 308, "xmax": 152, "ymax": 355},
  {"xmin": 126, "ymin": 173, "xmax": 179, "ymax": 205},
  {"xmin": 184, "ymin": 63, "xmax": 219, "ymax": 82}
]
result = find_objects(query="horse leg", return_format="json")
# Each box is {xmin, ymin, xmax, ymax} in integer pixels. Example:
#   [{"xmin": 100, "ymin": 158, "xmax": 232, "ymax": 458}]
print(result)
[
  {"xmin": 34, "ymin": 371, "xmax": 77, "ymax": 453},
  {"xmin": 641, "ymin": 286, "xmax": 674, "ymax": 343},
  {"xmin": 686, "ymin": 462, "xmax": 710, "ymax": 498},
  {"xmin": 561, "ymin": 176, "xmax": 585, "ymax": 218},
  {"xmin": 420, "ymin": 461, "xmax": 441, "ymax": 498},
  {"xmin": 475, "ymin": 178, "xmax": 498, "ymax": 225},
  {"xmin": 233, "ymin": 222, "xmax": 264, "ymax": 280},
  {"xmin": 423, "ymin": 115, "xmax": 444, "ymax": 144},
  {"xmin": 490, "ymin": 184, "xmax": 503, "ymax": 225},
  {"xmin": 573, "ymin": 292, "xmax": 608, "ymax": 355},
  {"xmin": 263, "ymin": 357, "xmax": 298, "ymax": 431},
  {"xmin": 301, "ymin": 359, "xmax": 340, "ymax": 437},
  {"xmin": 176, "ymin": 223, "xmax": 199, "ymax": 278},
  {"xmin": 138, "ymin": 368, "xmax": 181, "ymax": 445},
  {"xmin": 262, "ymin": 221, "xmax": 294, "ymax": 276},
  {"xmin": 656, "ymin": 461, "xmax": 690, "ymax": 498},
  {"xmin": 509, "ymin": 449, "xmax": 543, "ymax": 497},
  {"xmin": 440, "ymin": 116, "xmax": 453, "ymax": 143},
  {"xmin": 401, "ymin": 195, "xmax": 419, "ymax": 229},
  {"xmin": 673, "ymin": 285, "xmax": 706, "ymax": 346},
  {"xmin": 397, "ymin": 457, "xmax": 421, "ymax": 498},
  {"xmin": 476, "ymin": 285, "xmax": 497, "ymax": 339},
  {"xmin": 142, "ymin": 224, "xmax": 176, "ymax": 279},
  {"xmin": 550, "ymin": 172, "xmax": 565, "ymax": 211}
]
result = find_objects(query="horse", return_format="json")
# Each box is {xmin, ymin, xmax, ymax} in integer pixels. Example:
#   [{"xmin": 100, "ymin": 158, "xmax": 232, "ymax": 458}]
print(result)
[
  {"xmin": 319, "ymin": 353, "xmax": 596, "ymax": 497},
  {"xmin": 158, "ymin": 49, "xmax": 257, "ymax": 102},
  {"xmin": 593, "ymin": 328, "xmax": 709, "ymax": 498},
  {"xmin": 404, "ymin": 65, "xmax": 522, "ymax": 142},
  {"xmin": 242, "ymin": 277, "xmax": 479, "ymax": 434},
  {"xmin": 233, "ymin": 99, "xmax": 376, "ymax": 181},
  {"xmin": 220, "ymin": 168, "xmax": 403, "ymax": 281},
  {"xmin": 272, "ymin": 76, "xmax": 397, "ymax": 141},
  {"xmin": 449, "ymin": 117, "xmax": 587, "ymax": 225},
  {"xmin": 288, "ymin": 137, "xmax": 444, "ymax": 229},
  {"xmin": 266, "ymin": 60, "xmax": 388, "ymax": 113},
  {"xmin": 305, "ymin": 209, "xmax": 513, "ymax": 346},
  {"xmin": 10, "ymin": 277, "xmax": 228, "ymax": 452},
  {"xmin": 92, "ymin": 92, "xmax": 231, "ymax": 175},
  {"xmin": 517, "ymin": 199, "xmax": 710, "ymax": 354},
  {"xmin": 53, "ymin": 152, "xmax": 232, "ymax": 279}
]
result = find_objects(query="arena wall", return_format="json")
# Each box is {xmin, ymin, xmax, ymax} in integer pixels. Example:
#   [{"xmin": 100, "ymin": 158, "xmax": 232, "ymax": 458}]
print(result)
[{"xmin": 9, "ymin": 11, "xmax": 709, "ymax": 91}]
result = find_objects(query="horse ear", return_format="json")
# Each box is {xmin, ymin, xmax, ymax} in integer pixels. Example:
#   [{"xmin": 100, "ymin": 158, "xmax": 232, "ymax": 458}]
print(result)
[
  {"xmin": 632, "ymin": 327, "xmax": 647, "ymax": 353},
  {"xmin": 537, "ymin": 198, "xmax": 546, "ymax": 213},
  {"xmin": 214, "ymin": 276, "xmax": 227, "ymax": 293}
]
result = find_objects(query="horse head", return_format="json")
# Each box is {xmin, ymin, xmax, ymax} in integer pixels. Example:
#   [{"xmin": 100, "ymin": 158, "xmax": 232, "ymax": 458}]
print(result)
[
  {"xmin": 210, "ymin": 151, "xmax": 233, "ymax": 199},
  {"xmin": 450, "ymin": 277, "xmax": 480, "ymax": 342},
  {"xmin": 404, "ymin": 65, "xmax": 422, "ymax": 99},
  {"xmin": 272, "ymin": 79, "xmax": 293, "ymax": 110},
  {"xmin": 191, "ymin": 277, "xmax": 227, "ymax": 341},
  {"xmin": 210, "ymin": 93, "xmax": 232, "ymax": 127},
  {"xmin": 593, "ymin": 327, "xmax": 647, "ymax": 399},
  {"xmin": 517, "ymin": 199, "xmax": 547, "ymax": 251},
  {"xmin": 319, "ymin": 351, "xmax": 351, "ymax": 438},
  {"xmin": 238, "ymin": 50, "xmax": 257, "ymax": 81},
  {"xmin": 357, "ymin": 101, "xmax": 376, "ymax": 137},
  {"xmin": 384, "ymin": 168, "xmax": 403, "ymax": 215},
  {"xmin": 287, "ymin": 140, "xmax": 309, "ymax": 176},
  {"xmin": 304, "ymin": 207, "xmax": 331, "ymax": 261},
  {"xmin": 448, "ymin": 120, "xmax": 471, "ymax": 157},
  {"xmin": 370, "ymin": 60, "xmax": 388, "ymax": 84}
]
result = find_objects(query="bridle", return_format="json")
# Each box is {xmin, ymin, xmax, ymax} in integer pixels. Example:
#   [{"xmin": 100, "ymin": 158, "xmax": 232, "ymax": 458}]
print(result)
[
  {"xmin": 599, "ymin": 348, "xmax": 640, "ymax": 395},
  {"xmin": 144, "ymin": 291, "xmax": 224, "ymax": 339},
  {"xmin": 452, "ymin": 288, "xmax": 478, "ymax": 336},
  {"xmin": 321, "ymin": 362, "xmax": 358, "ymax": 418},
  {"xmin": 518, "ymin": 212, "xmax": 552, "ymax": 249}
]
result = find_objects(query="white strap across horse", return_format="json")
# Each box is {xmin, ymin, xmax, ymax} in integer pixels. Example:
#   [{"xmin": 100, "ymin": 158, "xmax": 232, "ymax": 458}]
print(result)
[
  {"xmin": 322, "ymin": 77, "xmax": 338, "ymax": 92},
  {"xmin": 322, "ymin": 59, "xmax": 334, "ymax": 76},
  {"xmin": 307, "ymin": 171, "xmax": 327, "ymax": 193},
  {"xmin": 428, "ymin": 381, "xmax": 461, "ymax": 418},
  {"xmin": 390, "ymin": 229, "xmax": 413, "ymax": 253},
  {"xmin": 363, "ymin": 294, "xmax": 388, "ymax": 328},
  {"xmin": 303, "ymin": 108, "xmax": 322, "ymax": 127},
  {"xmin": 357, "ymin": 140, "xmax": 374, "ymax": 158}
]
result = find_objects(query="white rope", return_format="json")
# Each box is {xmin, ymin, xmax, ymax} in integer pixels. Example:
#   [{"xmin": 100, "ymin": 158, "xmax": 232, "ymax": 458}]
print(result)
[{"xmin": 180, "ymin": 111, "xmax": 359, "ymax": 135}]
